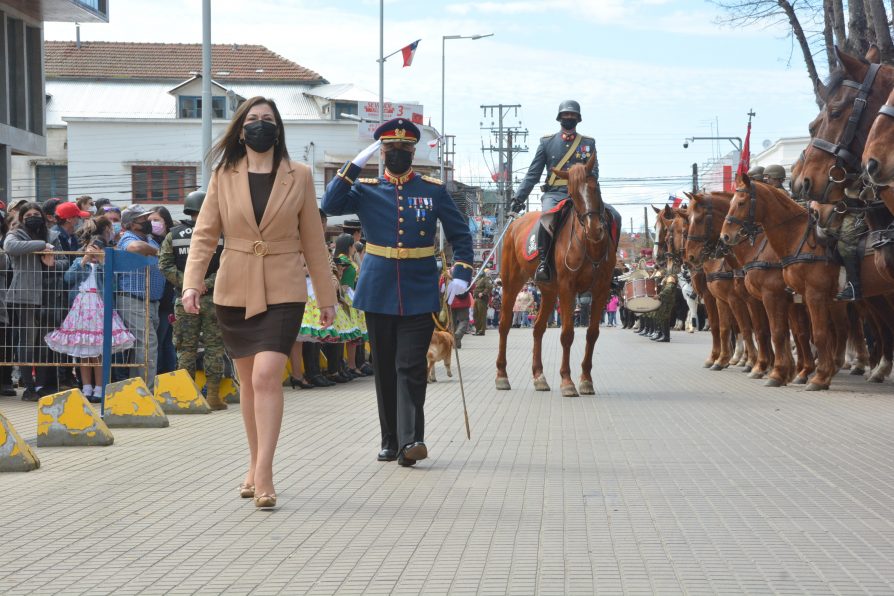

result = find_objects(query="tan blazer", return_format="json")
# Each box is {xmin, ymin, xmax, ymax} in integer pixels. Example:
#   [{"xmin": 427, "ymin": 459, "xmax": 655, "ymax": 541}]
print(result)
[{"xmin": 183, "ymin": 158, "xmax": 336, "ymax": 319}]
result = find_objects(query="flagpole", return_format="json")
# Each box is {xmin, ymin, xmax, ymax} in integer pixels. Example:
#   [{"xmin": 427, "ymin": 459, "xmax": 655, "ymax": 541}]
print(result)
[{"xmin": 378, "ymin": 0, "xmax": 384, "ymax": 177}]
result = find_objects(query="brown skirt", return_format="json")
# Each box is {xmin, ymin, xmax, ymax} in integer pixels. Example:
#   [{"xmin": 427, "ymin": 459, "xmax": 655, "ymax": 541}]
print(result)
[{"xmin": 215, "ymin": 302, "xmax": 305, "ymax": 359}]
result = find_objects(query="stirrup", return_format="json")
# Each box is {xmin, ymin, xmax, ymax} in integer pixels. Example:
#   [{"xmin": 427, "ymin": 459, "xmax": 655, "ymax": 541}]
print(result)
[
  {"xmin": 835, "ymin": 283, "xmax": 860, "ymax": 302},
  {"xmin": 534, "ymin": 264, "xmax": 551, "ymax": 281}
]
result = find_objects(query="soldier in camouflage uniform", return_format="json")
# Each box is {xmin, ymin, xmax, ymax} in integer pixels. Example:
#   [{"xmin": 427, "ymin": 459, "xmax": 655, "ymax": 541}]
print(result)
[
  {"xmin": 651, "ymin": 274, "xmax": 677, "ymax": 343},
  {"xmin": 158, "ymin": 190, "xmax": 227, "ymax": 410},
  {"xmin": 472, "ymin": 272, "xmax": 494, "ymax": 335},
  {"xmin": 835, "ymin": 207, "xmax": 867, "ymax": 301}
]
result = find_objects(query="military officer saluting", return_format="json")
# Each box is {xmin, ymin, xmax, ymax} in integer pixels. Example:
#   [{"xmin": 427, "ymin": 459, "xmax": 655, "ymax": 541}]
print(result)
[
  {"xmin": 158, "ymin": 190, "xmax": 227, "ymax": 410},
  {"xmin": 323, "ymin": 118, "xmax": 474, "ymax": 467},
  {"xmin": 510, "ymin": 100, "xmax": 599, "ymax": 281}
]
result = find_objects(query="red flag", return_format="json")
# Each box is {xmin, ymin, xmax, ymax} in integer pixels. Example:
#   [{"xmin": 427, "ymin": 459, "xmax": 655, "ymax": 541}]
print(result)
[
  {"xmin": 736, "ymin": 121, "xmax": 751, "ymax": 177},
  {"xmin": 401, "ymin": 40, "xmax": 420, "ymax": 67}
]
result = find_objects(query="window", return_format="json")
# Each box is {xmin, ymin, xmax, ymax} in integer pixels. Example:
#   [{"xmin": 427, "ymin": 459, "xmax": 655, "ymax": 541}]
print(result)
[
  {"xmin": 35, "ymin": 165, "xmax": 68, "ymax": 203},
  {"xmin": 132, "ymin": 166, "xmax": 197, "ymax": 203},
  {"xmin": 178, "ymin": 95, "xmax": 226, "ymax": 119},
  {"xmin": 334, "ymin": 101, "xmax": 358, "ymax": 120}
]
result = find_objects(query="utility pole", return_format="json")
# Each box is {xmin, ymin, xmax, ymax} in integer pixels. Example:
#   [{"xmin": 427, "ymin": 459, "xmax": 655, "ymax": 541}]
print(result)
[
  {"xmin": 201, "ymin": 0, "xmax": 212, "ymax": 189},
  {"xmin": 692, "ymin": 163, "xmax": 698, "ymax": 193},
  {"xmin": 643, "ymin": 206, "xmax": 650, "ymax": 243}
]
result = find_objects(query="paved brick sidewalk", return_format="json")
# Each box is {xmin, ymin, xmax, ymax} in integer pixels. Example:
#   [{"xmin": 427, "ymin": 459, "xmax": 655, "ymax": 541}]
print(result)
[{"xmin": 1, "ymin": 326, "xmax": 893, "ymax": 595}]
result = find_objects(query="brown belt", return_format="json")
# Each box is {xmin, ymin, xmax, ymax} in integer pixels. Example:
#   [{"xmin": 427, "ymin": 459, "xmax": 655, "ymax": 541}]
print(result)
[
  {"xmin": 366, "ymin": 243, "xmax": 435, "ymax": 259},
  {"xmin": 224, "ymin": 237, "xmax": 302, "ymax": 257}
]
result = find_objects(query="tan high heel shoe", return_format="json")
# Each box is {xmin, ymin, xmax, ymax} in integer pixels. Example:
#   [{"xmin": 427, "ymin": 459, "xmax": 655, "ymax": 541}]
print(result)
[
  {"xmin": 239, "ymin": 484, "xmax": 255, "ymax": 499},
  {"xmin": 254, "ymin": 493, "xmax": 277, "ymax": 508}
]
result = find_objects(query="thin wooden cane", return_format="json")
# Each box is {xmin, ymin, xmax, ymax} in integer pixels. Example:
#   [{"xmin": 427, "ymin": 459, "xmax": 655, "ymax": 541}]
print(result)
[{"xmin": 439, "ymin": 252, "xmax": 471, "ymax": 439}]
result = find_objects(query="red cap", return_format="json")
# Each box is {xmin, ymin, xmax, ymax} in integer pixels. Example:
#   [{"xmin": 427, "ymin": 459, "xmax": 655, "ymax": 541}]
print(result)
[{"xmin": 55, "ymin": 202, "xmax": 91, "ymax": 219}]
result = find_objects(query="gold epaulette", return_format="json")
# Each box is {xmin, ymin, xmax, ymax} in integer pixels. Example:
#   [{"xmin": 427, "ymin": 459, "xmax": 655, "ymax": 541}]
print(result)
[
  {"xmin": 357, "ymin": 177, "xmax": 379, "ymax": 185},
  {"xmin": 420, "ymin": 175, "xmax": 444, "ymax": 185}
]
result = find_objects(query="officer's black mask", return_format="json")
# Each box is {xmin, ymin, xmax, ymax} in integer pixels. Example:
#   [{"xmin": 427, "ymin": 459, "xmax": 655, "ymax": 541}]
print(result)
[
  {"xmin": 560, "ymin": 118, "xmax": 578, "ymax": 131},
  {"xmin": 384, "ymin": 148, "xmax": 413, "ymax": 175}
]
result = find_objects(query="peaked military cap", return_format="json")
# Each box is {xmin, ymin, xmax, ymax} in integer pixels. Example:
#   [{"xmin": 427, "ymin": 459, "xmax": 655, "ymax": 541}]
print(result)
[{"xmin": 374, "ymin": 118, "xmax": 421, "ymax": 144}]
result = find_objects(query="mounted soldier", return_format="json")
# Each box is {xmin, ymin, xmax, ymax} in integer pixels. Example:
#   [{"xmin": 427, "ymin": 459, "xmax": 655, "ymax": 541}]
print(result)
[
  {"xmin": 763, "ymin": 164, "xmax": 787, "ymax": 191},
  {"xmin": 510, "ymin": 100, "xmax": 600, "ymax": 281},
  {"xmin": 747, "ymin": 165, "xmax": 766, "ymax": 184}
]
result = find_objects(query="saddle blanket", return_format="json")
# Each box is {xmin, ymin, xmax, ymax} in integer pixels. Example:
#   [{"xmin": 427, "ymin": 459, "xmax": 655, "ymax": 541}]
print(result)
[{"xmin": 522, "ymin": 200, "xmax": 621, "ymax": 262}]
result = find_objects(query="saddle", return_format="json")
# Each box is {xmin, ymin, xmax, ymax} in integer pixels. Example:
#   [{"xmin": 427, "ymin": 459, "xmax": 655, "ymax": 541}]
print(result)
[{"xmin": 522, "ymin": 201, "xmax": 621, "ymax": 263}]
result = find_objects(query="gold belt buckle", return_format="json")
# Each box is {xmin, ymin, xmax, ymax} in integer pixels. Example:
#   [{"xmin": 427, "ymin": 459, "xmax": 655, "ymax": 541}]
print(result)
[
  {"xmin": 252, "ymin": 240, "xmax": 269, "ymax": 257},
  {"xmin": 397, "ymin": 247, "xmax": 409, "ymax": 259}
]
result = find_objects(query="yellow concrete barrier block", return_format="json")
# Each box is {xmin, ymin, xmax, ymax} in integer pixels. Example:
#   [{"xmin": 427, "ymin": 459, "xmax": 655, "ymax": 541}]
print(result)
[
  {"xmin": 104, "ymin": 378, "xmax": 170, "ymax": 428},
  {"xmin": 154, "ymin": 369, "xmax": 210, "ymax": 414},
  {"xmin": 0, "ymin": 410, "xmax": 40, "ymax": 472},
  {"xmin": 220, "ymin": 377, "xmax": 240, "ymax": 404},
  {"xmin": 194, "ymin": 370, "xmax": 207, "ymax": 391},
  {"xmin": 37, "ymin": 389, "xmax": 114, "ymax": 447}
]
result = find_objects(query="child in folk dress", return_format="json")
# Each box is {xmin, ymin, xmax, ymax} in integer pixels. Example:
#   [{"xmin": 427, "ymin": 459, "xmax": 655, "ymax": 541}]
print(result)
[{"xmin": 46, "ymin": 239, "xmax": 135, "ymax": 402}]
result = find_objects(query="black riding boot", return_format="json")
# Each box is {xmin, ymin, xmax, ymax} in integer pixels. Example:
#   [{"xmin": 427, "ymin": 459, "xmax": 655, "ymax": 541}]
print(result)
[
  {"xmin": 835, "ymin": 253, "xmax": 862, "ymax": 301},
  {"xmin": 659, "ymin": 321, "xmax": 671, "ymax": 342},
  {"xmin": 534, "ymin": 226, "xmax": 553, "ymax": 282}
]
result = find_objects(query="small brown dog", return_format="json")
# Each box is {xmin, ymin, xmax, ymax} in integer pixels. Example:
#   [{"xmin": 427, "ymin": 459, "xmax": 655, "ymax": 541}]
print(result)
[{"xmin": 427, "ymin": 329, "xmax": 455, "ymax": 383}]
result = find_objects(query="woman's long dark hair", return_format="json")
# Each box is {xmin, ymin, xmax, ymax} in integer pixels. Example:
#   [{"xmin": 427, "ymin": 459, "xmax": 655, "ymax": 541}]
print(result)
[
  {"xmin": 17, "ymin": 202, "xmax": 48, "ymax": 241},
  {"xmin": 76, "ymin": 215, "xmax": 112, "ymax": 248},
  {"xmin": 211, "ymin": 96, "xmax": 289, "ymax": 173}
]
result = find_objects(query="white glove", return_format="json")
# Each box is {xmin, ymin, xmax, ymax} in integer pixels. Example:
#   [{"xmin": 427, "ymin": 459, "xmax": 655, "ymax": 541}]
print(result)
[
  {"xmin": 446, "ymin": 278, "xmax": 470, "ymax": 305},
  {"xmin": 353, "ymin": 140, "xmax": 382, "ymax": 168}
]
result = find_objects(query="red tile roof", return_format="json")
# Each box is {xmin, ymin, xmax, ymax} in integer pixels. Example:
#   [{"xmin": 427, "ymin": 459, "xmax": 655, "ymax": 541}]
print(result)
[{"xmin": 45, "ymin": 41, "xmax": 326, "ymax": 83}]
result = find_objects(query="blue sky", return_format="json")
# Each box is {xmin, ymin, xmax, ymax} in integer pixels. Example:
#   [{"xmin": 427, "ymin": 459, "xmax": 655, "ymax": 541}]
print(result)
[{"xmin": 47, "ymin": 0, "xmax": 823, "ymax": 226}]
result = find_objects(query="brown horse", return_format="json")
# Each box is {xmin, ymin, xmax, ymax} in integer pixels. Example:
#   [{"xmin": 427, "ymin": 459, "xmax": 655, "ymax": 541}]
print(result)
[
  {"xmin": 721, "ymin": 175, "xmax": 852, "ymax": 390},
  {"xmin": 862, "ymin": 84, "xmax": 894, "ymax": 216},
  {"xmin": 685, "ymin": 192, "xmax": 815, "ymax": 386},
  {"xmin": 791, "ymin": 46, "xmax": 893, "ymax": 204},
  {"xmin": 496, "ymin": 155, "xmax": 616, "ymax": 397}
]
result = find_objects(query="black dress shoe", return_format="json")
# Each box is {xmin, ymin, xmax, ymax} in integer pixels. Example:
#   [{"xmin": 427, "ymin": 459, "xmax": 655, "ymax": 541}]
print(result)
[
  {"xmin": 308, "ymin": 374, "xmax": 334, "ymax": 387},
  {"xmin": 397, "ymin": 452, "xmax": 416, "ymax": 467},
  {"xmin": 403, "ymin": 442, "xmax": 428, "ymax": 461},
  {"xmin": 21, "ymin": 388, "xmax": 39, "ymax": 402},
  {"xmin": 0, "ymin": 385, "xmax": 16, "ymax": 397},
  {"xmin": 326, "ymin": 372, "xmax": 351, "ymax": 384},
  {"xmin": 293, "ymin": 377, "xmax": 315, "ymax": 389},
  {"xmin": 377, "ymin": 449, "xmax": 397, "ymax": 462},
  {"xmin": 359, "ymin": 363, "xmax": 374, "ymax": 376}
]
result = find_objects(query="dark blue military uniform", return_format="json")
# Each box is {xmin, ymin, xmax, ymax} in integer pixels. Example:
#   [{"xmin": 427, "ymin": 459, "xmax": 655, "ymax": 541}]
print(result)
[
  {"xmin": 323, "ymin": 167, "xmax": 473, "ymax": 314},
  {"xmin": 322, "ymin": 117, "xmax": 473, "ymax": 466},
  {"xmin": 513, "ymin": 131, "xmax": 599, "ymax": 213}
]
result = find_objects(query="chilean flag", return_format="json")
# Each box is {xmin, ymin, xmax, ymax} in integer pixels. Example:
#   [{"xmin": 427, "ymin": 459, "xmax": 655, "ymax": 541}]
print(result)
[{"xmin": 401, "ymin": 39, "xmax": 420, "ymax": 67}]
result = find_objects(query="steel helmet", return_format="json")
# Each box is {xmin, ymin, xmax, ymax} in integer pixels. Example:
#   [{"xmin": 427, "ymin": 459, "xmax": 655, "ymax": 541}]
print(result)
[
  {"xmin": 764, "ymin": 164, "xmax": 786, "ymax": 180},
  {"xmin": 746, "ymin": 165, "xmax": 765, "ymax": 179},
  {"xmin": 556, "ymin": 100, "xmax": 582, "ymax": 122},
  {"xmin": 183, "ymin": 190, "xmax": 206, "ymax": 216}
]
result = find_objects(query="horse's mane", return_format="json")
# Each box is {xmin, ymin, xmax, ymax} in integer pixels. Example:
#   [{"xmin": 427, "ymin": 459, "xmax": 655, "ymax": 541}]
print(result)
[{"xmin": 752, "ymin": 181, "xmax": 806, "ymax": 217}]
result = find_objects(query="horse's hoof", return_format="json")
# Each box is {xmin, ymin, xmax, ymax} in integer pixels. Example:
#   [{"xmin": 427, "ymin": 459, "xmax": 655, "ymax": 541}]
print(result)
[
  {"xmin": 710, "ymin": 364, "xmax": 724, "ymax": 371},
  {"xmin": 869, "ymin": 374, "xmax": 885, "ymax": 383},
  {"xmin": 532, "ymin": 376, "xmax": 550, "ymax": 391},
  {"xmin": 850, "ymin": 367, "xmax": 865, "ymax": 376},
  {"xmin": 495, "ymin": 377, "xmax": 511, "ymax": 390},
  {"xmin": 579, "ymin": 381, "xmax": 595, "ymax": 395},
  {"xmin": 561, "ymin": 385, "xmax": 579, "ymax": 397},
  {"xmin": 793, "ymin": 375, "xmax": 808, "ymax": 385},
  {"xmin": 748, "ymin": 371, "xmax": 764, "ymax": 379},
  {"xmin": 805, "ymin": 382, "xmax": 829, "ymax": 391},
  {"xmin": 764, "ymin": 378, "xmax": 783, "ymax": 388},
  {"xmin": 703, "ymin": 360, "xmax": 714, "ymax": 368},
  {"xmin": 742, "ymin": 366, "xmax": 752, "ymax": 373}
]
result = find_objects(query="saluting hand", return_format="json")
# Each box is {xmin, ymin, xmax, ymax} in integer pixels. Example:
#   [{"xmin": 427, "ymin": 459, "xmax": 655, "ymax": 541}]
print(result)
[
  {"xmin": 182, "ymin": 288, "xmax": 201, "ymax": 314},
  {"xmin": 319, "ymin": 305, "xmax": 336, "ymax": 328}
]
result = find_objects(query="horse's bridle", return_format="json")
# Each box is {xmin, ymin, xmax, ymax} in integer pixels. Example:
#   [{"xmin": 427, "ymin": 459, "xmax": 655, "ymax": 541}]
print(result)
[
  {"xmin": 570, "ymin": 176, "xmax": 605, "ymax": 244},
  {"xmin": 687, "ymin": 197, "xmax": 731, "ymax": 264},
  {"xmin": 724, "ymin": 184, "xmax": 762, "ymax": 244},
  {"xmin": 807, "ymin": 63, "xmax": 881, "ymax": 201}
]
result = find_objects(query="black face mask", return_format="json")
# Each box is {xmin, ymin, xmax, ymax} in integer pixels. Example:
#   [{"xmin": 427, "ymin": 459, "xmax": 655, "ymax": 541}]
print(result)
[
  {"xmin": 243, "ymin": 120, "xmax": 279, "ymax": 153},
  {"xmin": 137, "ymin": 220, "xmax": 153, "ymax": 235},
  {"xmin": 384, "ymin": 149, "xmax": 413, "ymax": 174},
  {"xmin": 560, "ymin": 118, "xmax": 578, "ymax": 131},
  {"xmin": 23, "ymin": 216, "xmax": 44, "ymax": 235}
]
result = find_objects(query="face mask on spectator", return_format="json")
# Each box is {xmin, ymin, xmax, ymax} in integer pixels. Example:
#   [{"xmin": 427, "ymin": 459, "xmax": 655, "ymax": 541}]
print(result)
[
  {"xmin": 134, "ymin": 220, "xmax": 152, "ymax": 235},
  {"xmin": 23, "ymin": 216, "xmax": 44, "ymax": 234},
  {"xmin": 151, "ymin": 220, "xmax": 165, "ymax": 236},
  {"xmin": 112, "ymin": 222, "xmax": 122, "ymax": 235}
]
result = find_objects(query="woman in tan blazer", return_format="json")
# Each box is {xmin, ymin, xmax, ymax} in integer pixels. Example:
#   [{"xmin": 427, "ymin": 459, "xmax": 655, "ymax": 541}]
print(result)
[{"xmin": 183, "ymin": 97, "xmax": 336, "ymax": 509}]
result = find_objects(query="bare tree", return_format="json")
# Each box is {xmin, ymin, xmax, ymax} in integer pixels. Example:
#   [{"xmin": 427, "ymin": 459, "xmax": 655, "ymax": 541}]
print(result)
[
  {"xmin": 831, "ymin": 0, "xmax": 848, "ymax": 47},
  {"xmin": 712, "ymin": 0, "xmax": 824, "ymax": 104},
  {"xmin": 865, "ymin": 0, "xmax": 894, "ymax": 62},
  {"xmin": 823, "ymin": 0, "xmax": 837, "ymax": 69},
  {"xmin": 847, "ymin": 0, "xmax": 870, "ymax": 54}
]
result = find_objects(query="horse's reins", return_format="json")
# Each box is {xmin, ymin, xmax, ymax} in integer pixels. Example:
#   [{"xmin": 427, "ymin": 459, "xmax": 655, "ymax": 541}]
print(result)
[
  {"xmin": 563, "ymin": 179, "xmax": 610, "ymax": 275},
  {"xmin": 806, "ymin": 63, "xmax": 881, "ymax": 203}
]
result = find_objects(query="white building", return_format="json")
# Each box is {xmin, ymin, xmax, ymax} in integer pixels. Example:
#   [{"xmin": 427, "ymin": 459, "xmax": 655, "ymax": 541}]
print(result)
[
  {"xmin": 11, "ymin": 41, "xmax": 441, "ymax": 218},
  {"xmin": 750, "ymin": 136, "xmax": 810, "ymax": 180}
]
